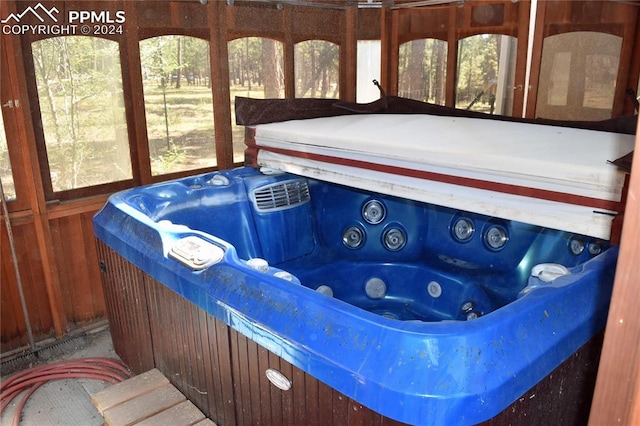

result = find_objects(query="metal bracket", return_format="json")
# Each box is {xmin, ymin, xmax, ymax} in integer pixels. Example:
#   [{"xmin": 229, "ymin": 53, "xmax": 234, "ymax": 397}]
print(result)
[{"xmin": 2, "ymin": 100, "xmax": 20, "ymax": 108}]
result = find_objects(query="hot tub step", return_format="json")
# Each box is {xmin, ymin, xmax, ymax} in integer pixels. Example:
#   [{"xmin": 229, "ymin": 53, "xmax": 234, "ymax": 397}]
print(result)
[{"xmin": 91, "ymin": 368, "xmax": 216, "ymax": 426}]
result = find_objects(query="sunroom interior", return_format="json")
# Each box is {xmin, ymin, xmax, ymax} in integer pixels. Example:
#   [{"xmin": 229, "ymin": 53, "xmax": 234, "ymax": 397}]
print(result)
[{"xmin": 1, "ymin": 0, "xmax": 640, "ymax": 424}]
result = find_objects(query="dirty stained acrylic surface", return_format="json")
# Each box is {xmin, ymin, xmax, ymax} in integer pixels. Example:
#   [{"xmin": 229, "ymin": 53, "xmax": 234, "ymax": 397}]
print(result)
[{"xmin": 93, "ymin": 163, "xmax": 618, "ymax": 425}]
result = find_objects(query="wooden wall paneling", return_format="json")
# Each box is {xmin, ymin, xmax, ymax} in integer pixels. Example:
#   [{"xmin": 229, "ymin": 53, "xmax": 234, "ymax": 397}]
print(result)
[
  {"xmin": 343, "ymin": 6, "xmax": 357, "ymax": 102},
  {"xmin": 1, "ymin": 223, "xmax": 21, "ymax": 350},
  {"xmin": 356, "ymin": 8, "xmax": 380, "ymax": 41},
  {"xmin": 395, "ymin": 7, "xmax": 450, "ymax": 44},
  {"xmin": 290, "ymin": 7, "xmax": 343, "ymax": 44},
  {"xmin": 209, "ymin": 1, "xmax": 234, "ymax": 170},
  {"xmin": 379, "ymin": 7, "xmax": 398, "ymax": 96},
  {"xmin": 51, "ymin": 215, "xmax": 93, "ymax": 323},
  {"xmin": 612, "ymin": 7, "xmax": 639, "ymax": 118},
  {"xmin": 589, "ymin": 115, "xmax": 640, "ymax": 425},
  {"xmin": 0, "ymin": 218, "xmax": 55, "ymax": 352},
  {"xmin": 49, "ymin": 212, "xmax": 106, "ymax": 325},
  {"xmin": 1, "ymin": 0, "xmax": 66, "ymax": 339},
  {"xmin": 121, "ymin": 1, "xmax": 149, "ymax": 186},
  {"xmin": 227, "ymin": 2, "xmax": 286, "ymax": 38},
  {"xmin": 0, "ymin": 220, "xmax": 56, "ymax": 351},
  {"xmin": 135, "ymin": 0, "xmax": 208, "ymax": 30},
  {"xmin": 15, "ymin": 221, "xmax": 56, "ymax": 338}
]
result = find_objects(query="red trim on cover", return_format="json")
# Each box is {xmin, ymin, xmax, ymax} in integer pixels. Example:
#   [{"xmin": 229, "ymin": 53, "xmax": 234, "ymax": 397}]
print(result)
[{"xmin": 254, "ymin": 144, "xmax": 624, "ymax": 213}]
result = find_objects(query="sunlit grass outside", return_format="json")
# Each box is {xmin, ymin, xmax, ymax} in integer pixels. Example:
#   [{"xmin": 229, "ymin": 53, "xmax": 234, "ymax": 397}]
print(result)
[{"xmin": 143, "ymin": 85, "xmax": 217, "ymax": 175}]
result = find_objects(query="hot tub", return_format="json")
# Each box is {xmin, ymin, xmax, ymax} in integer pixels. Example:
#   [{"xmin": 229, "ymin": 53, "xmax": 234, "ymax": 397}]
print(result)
[{"xmin": 94, "ymin": 165, "xmax": 619, "ymax": 425}]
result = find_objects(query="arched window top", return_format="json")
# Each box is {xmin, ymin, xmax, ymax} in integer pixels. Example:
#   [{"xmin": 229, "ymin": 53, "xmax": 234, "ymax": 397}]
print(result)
[
  {"xmin": 294, "ymin": 40, "xmax": 339, "ymax": 99},
  {"xmin": 536, "ymin": 31, "xmax": 622, "ymax": 121},
  {"xmin": 139, "ymin": 35, "xmax": 216, "ymax": 176},
  {"xmin": 31, "ymin": 36, "xmax": 132, "ymax": 195},
  {"xmin": 229, "ymin": 34, "xmax": 285, "ymax": 44},
  {"xmin": 398, "ymin": 38, "xmax": 448, "ymax": 106},
  {"xmin": 456, "ymin": 33, "xmax": 517, "ymax": 116}
]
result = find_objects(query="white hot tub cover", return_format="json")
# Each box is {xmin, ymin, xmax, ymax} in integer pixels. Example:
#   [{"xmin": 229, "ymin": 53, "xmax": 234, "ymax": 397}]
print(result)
[{"xmin": 248, "ymin": 113, "xmax": 635, "ymax": 240}]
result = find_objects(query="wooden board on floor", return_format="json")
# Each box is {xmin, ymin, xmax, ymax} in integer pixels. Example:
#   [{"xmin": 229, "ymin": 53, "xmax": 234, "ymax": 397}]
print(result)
[
  {"xmin": 91, "ymin": 368, "xmax": 216, "ymax": 426},
  {"xmin": 92, "ymin": 368, "xmax": 169, "ymax": 413},
  {"xmin": 102, "ymin": 383, "xmax": 185, "ymax": 426},
  {"xmin": 135, "ymin": 400, "xmax": 205, "ymax": 426}
]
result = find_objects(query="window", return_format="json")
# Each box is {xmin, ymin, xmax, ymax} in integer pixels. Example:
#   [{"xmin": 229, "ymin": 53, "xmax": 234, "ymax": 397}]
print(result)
[
  {"xmin": 32, "ymin": 36, "xmax": 131, "ymax": 193},
  {"xmin": 295, "ymin": 40, "xmax": 339, "ymax": 99},
  {"xmin": 546, "ymin": 51, "xmax": 571, "ymax": 106},
  {"xmin": 637, "ymin": 74, "xmax": 640, "ymax": 101},
  {"xmin": 357, "ymin": 40, "xmax": 382, "ymax": 103},
  {"xmin": 456, "ymin": 34, "xmax": 517, "ymax": 115},
  {"xmin": 398, "ymin": 39, "xmax": 447, "ymax": 105},
  {"xmin": 0, "ymin": 109, "xmax": 15, "ymax": 201},
  {"xmin": 536, "ymin": 32, "xmax": 622, "ymax": 121},
  {"xmin": 140, "ymin": 35, "xmax": 216, "ymax": 175},
  {"xmin": 228, "ymin": 37, "xmax": 284, "ymax": 163}
]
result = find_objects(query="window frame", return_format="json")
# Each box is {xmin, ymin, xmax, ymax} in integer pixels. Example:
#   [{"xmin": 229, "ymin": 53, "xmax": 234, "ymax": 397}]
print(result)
[
  {"xmin": 24, "ymin": 33, "xmax": 138, "ymax": 202},
  {"xmin": 1, "ymin": 33, "xmax": 41, "ymax": 211},
  {"xmin": 139, "ymin": 33, "xmax": 218, "ymax": 177}
]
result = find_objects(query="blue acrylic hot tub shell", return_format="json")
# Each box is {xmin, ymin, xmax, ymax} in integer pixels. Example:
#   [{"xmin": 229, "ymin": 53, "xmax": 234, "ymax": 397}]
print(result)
[{"xmin": 93, "ymin": 167, "xmax": 617, "ymax": 425}]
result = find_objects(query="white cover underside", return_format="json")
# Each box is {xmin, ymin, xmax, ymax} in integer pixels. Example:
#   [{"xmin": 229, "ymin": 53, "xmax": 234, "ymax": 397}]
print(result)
[{"xmin": 253, "ymin": 114, "xmax": 635, "ymax": 239}]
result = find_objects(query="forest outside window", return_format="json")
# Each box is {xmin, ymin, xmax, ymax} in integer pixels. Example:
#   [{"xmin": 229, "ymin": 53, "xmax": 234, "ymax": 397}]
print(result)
[
  {"xmin": 294, "ymin": 40, "xmax": 339, "ymax": 99},
  {"xmin": 456, "ymin": 34, "xmax": 517, "ymax": 116},
  {"xmin": 398, "ymin": 38, "xmax": 447, "ymax": 105},
  {"xmin": 228, "ymin": 37, "xmax": 284, "ymax": 164},
  {"xmin": 32, "ymin": 36, "xmax": 132, "ymax": 193},
  {"xmin": 140, "ymin": 35, "xmax": 216, "ymax": 176}
]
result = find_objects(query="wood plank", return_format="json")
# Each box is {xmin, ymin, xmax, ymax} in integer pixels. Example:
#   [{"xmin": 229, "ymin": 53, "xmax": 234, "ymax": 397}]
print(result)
[
  {"xmin": 102, "ymin": 383, "xmax": 185, "ymax": 426},
  {"xmin": 97, "ymin": 242, "xmax": 155, "ymax": 375},
  {"xmin": 268, "ymin": 350, "xmax": 284, "ymax": 426},
  {"xmin": 193, "ymin": 419, "xmax": 217, "ymax": 426},
  {"xmin": 92, "ymin": 369, "xmax": 169, "ymax": 414},
  {"xmin": 246, "ymin": 339, "xmax": 263, "ymax": 425},
  {"xmin": 211, "ymin": 314, "xmax": 237, "ymax": 426},
  {"xmin": 135, "ymin": 400, "xmax": 205, "ymax": 426},
  {"xmin": 589, "ymin": 118, "xmax": 640, "ymax": 424},
  {"xmin": 1, "ymin": 0, "xmax": 67, "ymax": 338},
  {"xmin": 81, "ymin": 212, "xmax": 106, "ymax": 317}
]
